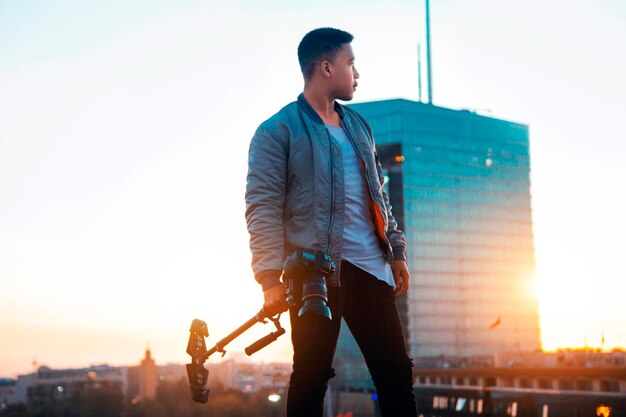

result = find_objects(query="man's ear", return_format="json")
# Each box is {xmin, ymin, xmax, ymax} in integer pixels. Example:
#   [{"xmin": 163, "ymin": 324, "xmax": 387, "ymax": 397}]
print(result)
[{"xmin": 320, "ymin": 60, "xmax": 332, "ymax": 78}]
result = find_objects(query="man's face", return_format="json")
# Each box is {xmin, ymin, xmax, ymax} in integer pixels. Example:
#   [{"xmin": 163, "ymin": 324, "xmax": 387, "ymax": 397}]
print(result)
[{"xmin": 328, "ymin": 43, "xmax": 359, "ymax": 101}]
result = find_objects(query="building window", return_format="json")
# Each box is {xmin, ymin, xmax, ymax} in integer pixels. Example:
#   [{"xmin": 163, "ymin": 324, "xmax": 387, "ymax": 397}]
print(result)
[
  {"xmin": 600, "ymin": 379, "xmax": 619, "ymax": 392},
  {"xmin": 558, "ymin": 379, "xmax": 573, "ymax": 390},
  {"xmin": 538, "ymin": 379, "xmax": 552, "ymax": 389},
  {"xmin": 575, "ymin": 379, "xmax": 592, "ymax": 391},
  {"xmin": 507, "ymin": 401, "xmax": 518, "ymax": 417},
  {"xmin": 501, "ymin": 378, "xmax": 514, "ymax": 387},
  {"xmin": 433, "ymin": 396, "xmax": 449, "ymax": 409},
  {"xmin": 456, "ymin": 398, "xmax": 467, "ymax": 412}
]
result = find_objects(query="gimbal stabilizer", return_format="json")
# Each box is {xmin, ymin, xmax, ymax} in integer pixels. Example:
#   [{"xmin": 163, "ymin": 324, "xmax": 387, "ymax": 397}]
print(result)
[
  {"xmin": 186, "ymin": 309, "xmax": 285, "ymax": 403},
  {"xmin": 185, "ymin": 249, "xmax": 335, "ymax": 404}
]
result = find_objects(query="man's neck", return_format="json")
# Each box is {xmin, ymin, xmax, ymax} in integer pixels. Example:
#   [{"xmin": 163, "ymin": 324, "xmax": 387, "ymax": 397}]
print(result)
[{"xmin": 303, "ymin": 88, "xmax": 341, "ymax": 127}]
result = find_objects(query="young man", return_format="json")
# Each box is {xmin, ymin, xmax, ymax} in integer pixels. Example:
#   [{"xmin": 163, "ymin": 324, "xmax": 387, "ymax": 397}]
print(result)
[{"xmin": 245, "ymin": 28, "xmax": 417, "ymax": 416}]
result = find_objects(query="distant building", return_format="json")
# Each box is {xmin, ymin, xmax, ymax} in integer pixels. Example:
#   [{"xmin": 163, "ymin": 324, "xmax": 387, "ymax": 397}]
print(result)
[
  {"xmin": 413, "ymin": 349, "xmax": 626, "ymax": 393},
  {"xmin": 126, "ymin": 365, "xmax": 140, "ymax": 400},
  {"xmin": 207, "ymin": 359, "xmax": 239, "ymax": 390},
  {"xmin": 4, "ymin": 349, "xmax": 291, "ymax": 410},
  {"xmin": 207, "ymin": 359, "xmax": 290, "ymax": 394},
  {"xmin": 413, "ymin": 349, "xmax": 626, "ymax": 417},
  {"xmin": 139, "ymin": 348, "xmax": 158, "ymax": 400},
  {"xmin": 157, "ymin": 363, "xmax": 187, "ymax": 383},
  {"xmin": 15, "ymin": 365, "xmax": 127, "ymax": 405},
  {"xmin": 259, "ymin": 362, "xmax": 291, "ymax": 392},
  {"xmin": 127, "ymin": 362, "xmax": 186, "ymax": 401},
  {"xmin": 0, "ymin": 378, "xmax": 17, "ymax": 409}
]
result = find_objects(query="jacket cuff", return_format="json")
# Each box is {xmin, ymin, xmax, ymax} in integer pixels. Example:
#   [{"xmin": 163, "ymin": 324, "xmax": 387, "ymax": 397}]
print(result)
[
  {"xmin": 256, "ymin": 269, "xmax": 283, "ymax": 291},
  {"xmin": 392, "ymin": 246, "xmax": 407, "ymax": 262}
]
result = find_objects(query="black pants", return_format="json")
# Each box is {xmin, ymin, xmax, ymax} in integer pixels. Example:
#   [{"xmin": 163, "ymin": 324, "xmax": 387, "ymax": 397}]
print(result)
[{"xmin": 287, "ymin": 261, "xmax": 417, "ymax": 417}]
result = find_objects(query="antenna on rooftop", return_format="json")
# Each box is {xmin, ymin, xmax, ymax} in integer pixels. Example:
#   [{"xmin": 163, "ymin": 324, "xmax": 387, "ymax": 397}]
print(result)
[
  {"xmin": 425, "ymin": 0, "xmax": 433, "ymax": 104},
  {"xmin": 417, "ymin": 43, "xmax": 423, "ymax": 102}
]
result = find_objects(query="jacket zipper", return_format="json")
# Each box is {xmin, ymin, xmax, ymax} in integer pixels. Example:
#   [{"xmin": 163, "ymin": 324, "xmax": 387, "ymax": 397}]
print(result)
[{"xmin": 326, "ymin": 128, "xmax": 334, "ymax": 253}]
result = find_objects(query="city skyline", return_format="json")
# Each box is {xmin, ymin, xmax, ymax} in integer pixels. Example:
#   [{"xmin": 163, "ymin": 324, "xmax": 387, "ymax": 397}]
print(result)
[{"xmin": 1, "ymin": 0, "xmax": 625, "ymax": 378}]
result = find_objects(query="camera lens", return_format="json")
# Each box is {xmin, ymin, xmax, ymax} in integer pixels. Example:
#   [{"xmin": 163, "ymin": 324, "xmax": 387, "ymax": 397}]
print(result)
[{"xmin": 299, "ymin": 273, "xmax": 332, "ymax": 320}]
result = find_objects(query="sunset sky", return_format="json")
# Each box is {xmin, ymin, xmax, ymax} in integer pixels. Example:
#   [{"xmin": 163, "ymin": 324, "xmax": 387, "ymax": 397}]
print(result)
[{"xmin": 1, "ymin": 0, "xmax": 625, "ymax": 378}]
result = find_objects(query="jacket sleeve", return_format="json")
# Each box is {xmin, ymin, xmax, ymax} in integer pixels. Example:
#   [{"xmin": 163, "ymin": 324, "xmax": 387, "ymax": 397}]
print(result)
[
  {"xmin": 374, "ymin": 151, "xmax": 408, "ymax": 262},
  {"xmin": 245, "ymin": 125, "xmax": 288, "ymax": 290}
]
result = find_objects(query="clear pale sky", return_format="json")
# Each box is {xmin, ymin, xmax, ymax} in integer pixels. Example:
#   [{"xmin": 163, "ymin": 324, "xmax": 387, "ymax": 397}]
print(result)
[{"xmin": 1, "ymin": 0, "xmax": 625, "ymax": 378}]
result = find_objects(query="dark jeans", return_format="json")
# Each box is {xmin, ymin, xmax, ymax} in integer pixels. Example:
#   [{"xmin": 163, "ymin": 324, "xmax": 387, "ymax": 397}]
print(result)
[{"xmin": 287, "ymin": 261, "xmax": 417, "ymax": 417}]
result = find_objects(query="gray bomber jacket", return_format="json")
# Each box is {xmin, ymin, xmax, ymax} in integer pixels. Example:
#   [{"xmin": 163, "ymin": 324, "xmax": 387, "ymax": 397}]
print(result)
[{"xmin": 245, "ymin": 93, "xmax": 407, "ymax": 290}]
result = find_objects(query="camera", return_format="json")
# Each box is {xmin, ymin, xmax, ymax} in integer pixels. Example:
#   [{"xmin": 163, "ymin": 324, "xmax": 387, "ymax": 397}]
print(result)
[{"xmin": 283, "ymin": 249, "xmax": 335, "ymax": 320}]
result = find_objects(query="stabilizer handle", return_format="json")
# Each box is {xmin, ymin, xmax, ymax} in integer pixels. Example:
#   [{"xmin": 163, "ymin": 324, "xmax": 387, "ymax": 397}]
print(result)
[{"xmin": 245, "ymin": 328, "xmax": 286, "ymax": 356}]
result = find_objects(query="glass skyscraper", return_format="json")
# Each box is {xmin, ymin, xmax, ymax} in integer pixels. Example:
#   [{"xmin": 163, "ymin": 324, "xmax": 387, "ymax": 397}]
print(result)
[{"xmin": 335, "ymin": 99, "xmax": 540, "ymax": 366}]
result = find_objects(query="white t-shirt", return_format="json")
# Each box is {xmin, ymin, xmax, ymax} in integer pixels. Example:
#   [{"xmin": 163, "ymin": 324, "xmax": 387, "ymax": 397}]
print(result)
[{"xmin": 326, "ymin": 124, "xmax": 394, "ymax": 287}]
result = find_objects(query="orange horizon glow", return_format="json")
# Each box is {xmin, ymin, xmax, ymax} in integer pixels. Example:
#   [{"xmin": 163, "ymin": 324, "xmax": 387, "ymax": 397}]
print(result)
[{"xmin": 2, "ymin": 279, "xmax": 625, "ymax": 379}]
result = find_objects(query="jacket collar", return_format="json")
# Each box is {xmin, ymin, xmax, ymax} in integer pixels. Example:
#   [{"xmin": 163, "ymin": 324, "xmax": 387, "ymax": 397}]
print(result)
[{"xmin": 297, "ymin": 93, "xmax": 346, "ymax": 125}]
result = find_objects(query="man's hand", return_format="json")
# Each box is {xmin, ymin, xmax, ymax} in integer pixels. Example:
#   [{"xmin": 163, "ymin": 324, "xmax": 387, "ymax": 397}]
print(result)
[
  {"xmin": 391, "ymin": 259, "xmax": 410, "ymax": 299},
  {"xmin": 263, "ymin": 283, "xmax": 290, "ymax": 316}
]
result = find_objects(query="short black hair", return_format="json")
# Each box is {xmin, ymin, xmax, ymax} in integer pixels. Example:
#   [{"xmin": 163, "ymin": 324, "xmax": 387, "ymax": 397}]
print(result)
[{"xmin": 297, "ymin": 28, "xmax": 354, "ymax": 80}]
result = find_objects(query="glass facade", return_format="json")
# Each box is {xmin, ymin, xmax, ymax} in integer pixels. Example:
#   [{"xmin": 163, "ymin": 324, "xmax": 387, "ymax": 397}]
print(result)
[{"xmin": 338, "ymin": 99, "xmax": 540, "ymax": 360}]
